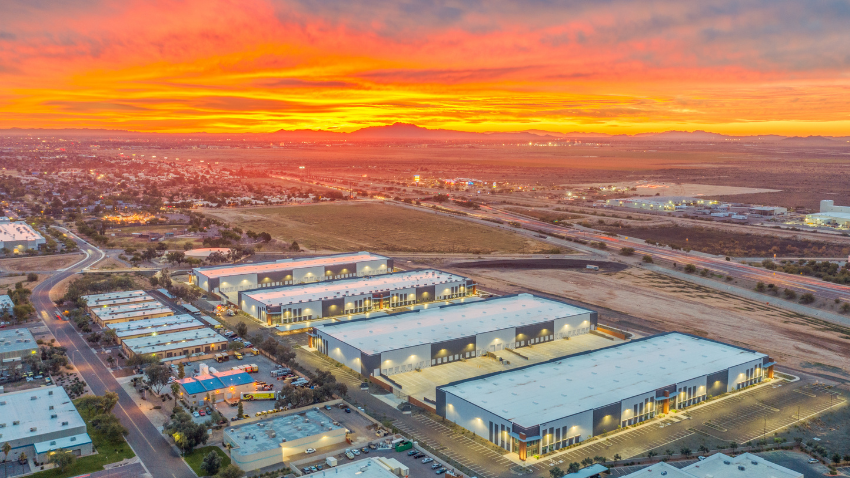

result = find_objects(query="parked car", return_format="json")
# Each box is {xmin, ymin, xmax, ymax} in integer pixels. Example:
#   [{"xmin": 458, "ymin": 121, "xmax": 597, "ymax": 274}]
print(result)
[
  {"xmin": 344, "ymin": 408, "xmax": 351, "ymax": 413},
  {"xmin": 431, "ymin": 463, "xmax": 442, "ymax": 469},
  {"xmin": 413, "ymin": 453, "xmax": 424, "ymax": 459},
  {"xmin": 306, "ymin": 448, "xmax": 316, "ymax": 454},
  {"xmin": 325, "ymin": 405, "xmax": 332, "ymax": 410},
  {"xmin": 193, "ymin": 411, "xmax": 200, "ymax": 417},
  {"xmin": 408, "ymin": 450, "xmax": 419, "ymax": 456},
  {"xmin": 422, "ymin": 458, "xmax": 434, "ymax": 464},
  {"xmin": 353, "ymin": 449, "xmax": 360, "ymax": 456},
  {"xmin": 435, "ymin": 468, "xmax": 447, "ymax": 475},
  {"xmin": 808, "ymin": 458, "xmax": 819, "ymax": 464}
]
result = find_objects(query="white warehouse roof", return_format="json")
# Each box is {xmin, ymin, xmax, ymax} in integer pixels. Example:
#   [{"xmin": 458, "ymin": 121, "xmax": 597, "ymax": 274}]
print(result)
[
  {"xmin": 194, "ymin": 252, "xmax": 389, "ymax": 279},
  {"xmin": 317, "ymin": 294, "xmax": 592, "ymax": 355},
  {"xmin": 440, "ymin": 333, "xmax": 765, "ymax": 428},
  {"xmin": 0, "ymin": 386, "xmax": 87, "ymax": 444},
  {"xmin": 0, "ymin": 223, "xmax": 44, "ymax": 243},
  {"xmin": 244, "ymin": 269, "xmax": 468, "ymax": 307}
]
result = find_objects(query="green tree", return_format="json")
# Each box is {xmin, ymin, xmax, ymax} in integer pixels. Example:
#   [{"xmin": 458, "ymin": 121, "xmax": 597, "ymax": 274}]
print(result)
[
  {"xmin": 680, "ymin": 446, "xmax": 692, "ymax": 457},
  {"xmin": 201, "ymin": 450, "xmax": 222, "ymax": 476},
  {"xmin": 684, "ymin": 264, "xmax": 696, "ymax": 273},
  {"xmin": 567, "ymin": 463, "xmax": 580, "ymax": 473},
  {"xmin": 235, "ymin": 321, "xmax": 248, "ymax": 338},
  {"xmin": 171, "ymin": 383, "xmax": 180, "ymax": 401},
  {"xmin": 145, "ymin": 364, "xmax": 171, "ymax": 395},
  {"xmin": 90, "ymin": 413, "xmax": 128, "ymax": 444},
  {"xmin": 799, "ymin": 293, "xmax": 815, "ymax": 304},
  {"xmin": 619, "ymin": 247, "xmax": 635, "ymax": 256},
  {"xmin": 730, "ymin": 442, "xmax": 738, "ymax": 451},
  {"xmin": 178, "ymin": 363, "xmax": 185, "ymax": 379},
  {"xmin": 216, "ymin": 464, "xmax": 244, "ymax": 478},
  {"xmin": 237, "ymin": 401, "xmax": 244, "ymax": 419},
  {"xmin": 26, "ymin": 273, "xmax": 38, "ymax": 282},
  {"xmin": 549, "ymin": 466, "xmax": 563, "ymax": 478},
  {"xmin": 755, "ymin": 282, "xmax": 766, "ymax": 292},
  {"xmin": 642, "ymin": 255, "xmax": 653, "ymax": 263},
  {"xmin": 2, "ymin": 442, "xmax": 10, "ymax": 476},
  {"xmin": 165, "ymin": 409, "xmax": 209, "ymax": 453},
  {"xmin": 646, "ymin": 450, "xmax": 658, "ymax": 459},
  {"xmin": 48, "ymin": 449, "xmax": 76, "ymax": 471}
]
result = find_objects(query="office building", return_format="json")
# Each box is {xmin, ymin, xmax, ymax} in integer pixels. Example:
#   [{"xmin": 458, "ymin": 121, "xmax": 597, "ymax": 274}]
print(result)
[
  {"xmin": 121, "ymin": 328, "xmax": 227, "ymax": 360},
  {"xmin": 0, "ymin": 386, "xmax": 92, "ymax": 462},
  {"xmin": 191, "ymin": 252, "xmax": 393, "ymax": 297},
  {"xmin": 0, "ymin": 328, "xmax": 38, "ymax": 362},
  {"xmin": 93, "ymin": 304, "xmax": 174, "ymax": 326},
  {"xmin": 224, "ymin": 409, "xmax": 346, "ymax": 471},
  {"xmin": 313, "ymin": 294, "xmax": 597, "ymax": 377},
  {"xmin": 437, "ymin": 332, "xmax": 773, "ymax": 460},
  {"xmin": 108, "ymin": 314, "xmax": 204, "ymax": 343},
  {"xmin": 605, "ymin": 197, "xmax": 718, "ymax": 212},
  {"xmin": 239, "ymin": 269, "xmax": 475, "ymax": 325},
  {"xmin": 82, "ymin": 290, "xmax": 157, "ymax": 312},
  {"xmin": 0, "ymin": 223, "xmax": 45, "ymax": 252},
  {"xmin": 620, "ymin": 452, "xmax": 801, "ymax": 478},
  {"xmin": 177, "ymin": 369, "xmax": 255, "ymax": 406}
]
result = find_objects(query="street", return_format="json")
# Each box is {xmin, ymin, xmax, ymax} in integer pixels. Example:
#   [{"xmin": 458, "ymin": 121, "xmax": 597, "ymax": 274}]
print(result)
[{"xmin": 29, "ymin": 232, "xmax": 195, "ymax": 478}]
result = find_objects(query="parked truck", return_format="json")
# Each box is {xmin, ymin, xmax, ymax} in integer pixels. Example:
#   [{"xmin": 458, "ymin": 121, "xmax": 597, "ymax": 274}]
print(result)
[
  {"xmin": 240, "ymin": 391, "xmax": 277, "ymax": 401},
  {"xmin": 326, "ymin": 457, "xmax": 337, "ymax": 467}
]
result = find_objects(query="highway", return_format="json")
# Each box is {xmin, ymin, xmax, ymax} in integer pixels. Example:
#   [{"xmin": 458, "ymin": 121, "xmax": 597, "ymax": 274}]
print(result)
[
  {"xmin": 30, "ymin": 232, "xmax": 195, "ymax": 478},
  {"xmin": 425, "ymin": 202, "xmax": 850, "ymax": 303}
]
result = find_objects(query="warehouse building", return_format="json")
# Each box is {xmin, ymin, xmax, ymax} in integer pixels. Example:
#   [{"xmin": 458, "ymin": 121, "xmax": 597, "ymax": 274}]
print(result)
[
  {"xmin": 82, "ymin": 290, "xmax": 157, "ymax": 312},
  {"xmin": 93, "ymin": 304, "xmax": 174, "ymax": 326},
  {"xmin": 108, "ymin": 314, "xmax": 204, "ymax": 343},
  {"xmin": 122, "ymin": 328, "xmax": 227, "ymax": 360},
  {"xmin": 224, "ymin": 409, "xmax": 346, "ymax": 471},
  {"xmin": 806, "ymin": 200, "xmax": 850, "ymax": 228},
  {"xmin": 191, "ymin": 252, "xmax": 393, "ymax": 298},
  {"xmin": 240, "ymin": 269, "xmax": 475, "ymax": 325},
  {"xmin": 177, "ymin": 369, "xmax": 256, "ymax": 405},
  {"xmin": 436, "ymin": 332, "xmax": 773, "ymax": 460},
  {"xmin": 605, "ymin": 197, "xmax": 718, "ymax": 212},
  {"xmin": 0, "ymin": 223, "xmax": 45, "ymax": 253},
  {"xmin": 0, "ymin": 328, "xmax": 38, "ymax": 363},
  {"xmin": 313, "ymin": 294, "xmax": 597, "ymax": 377},
  {"xmin": 91, "ymin": 300, "xmax": 173, "ymax": 324},
  {"xmin": 620, "ymin": 452, "xmax": 801, "ymax": 478},
  {"xmin": 0, "ymin": 386, "xmax": 92, "ymax": 463}
]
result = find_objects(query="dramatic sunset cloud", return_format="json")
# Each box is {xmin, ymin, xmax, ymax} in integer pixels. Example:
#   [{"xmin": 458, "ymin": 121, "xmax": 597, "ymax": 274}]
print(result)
[{"xmin": 1, "ymin": 0, "xmax": 849, "ymax": 134}]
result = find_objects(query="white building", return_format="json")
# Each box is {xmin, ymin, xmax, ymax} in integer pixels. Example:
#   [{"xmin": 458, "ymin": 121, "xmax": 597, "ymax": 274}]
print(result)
[
  {"xmin": 191, "ymin": 252, "xmax": 393, "ymax": 299},
  {"xmin": 0, "ymin": 223, "xmax": 45, "ymax": 253},
  {"xmin": 121, "ymin": 327, "xmax": 227, "ymax": 360},
  {"xmin": 0, "ymin": 328, "xmax": 38, "ymax": 362},
  {"xmin": 108, "ymin": 314, "xmax": 204, "ymax": 343},
  {"xmin": 239, "ymin": 269, "xmax": 475, "ymax": 325},
  {"xmin": 605, "ymin": 197, "xmax": 718, "ymax": 212},
  {"xmin": 0, "ymin": 386, "xmax": 92, "ymax": 463},
  {"xmin": 806, "ymin": 200, "xmax": 850, "ymax": 228},
  {"xmin": 82, "ymin": 290, "xmax": 156, "ymax": 310},
  {"xmin": 437, "ymin": 332, "xmax": 774, "ymax": 461},
  {"xmin": 620, "ymin": 452, "xmax": 801, "ymax": 478},
  {"xmin": 314, "ymin": 294, "xmax": 597, "ymax": 377},
  {"xmin": 0, "ymin": 295, "xmax": 14, "ymax": 315}
]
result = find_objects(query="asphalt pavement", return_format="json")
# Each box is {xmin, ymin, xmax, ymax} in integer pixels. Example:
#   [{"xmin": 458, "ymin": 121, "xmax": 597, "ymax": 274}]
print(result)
[{"xmin": 30, "ymin": 232, "xmax": 195, "ymax": 478}]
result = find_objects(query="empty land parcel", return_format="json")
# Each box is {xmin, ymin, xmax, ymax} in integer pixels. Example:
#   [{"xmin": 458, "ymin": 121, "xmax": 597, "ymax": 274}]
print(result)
[{"xmin": 205, "ymin": 202, "xmax": 559, "ymax": 254}]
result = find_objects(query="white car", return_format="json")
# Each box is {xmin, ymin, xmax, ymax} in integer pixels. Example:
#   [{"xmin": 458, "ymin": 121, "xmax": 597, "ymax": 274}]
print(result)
[
  {"xmin": 192, "ymin": 411, "xmax": 200, "ymax": 418},
  {"xmin": 808, "ymin": 458, "xmax": 819, "ymax": 464},
  {"xmin": 306, "ymin": 448, "xmax": 316, "ymax": 454}
]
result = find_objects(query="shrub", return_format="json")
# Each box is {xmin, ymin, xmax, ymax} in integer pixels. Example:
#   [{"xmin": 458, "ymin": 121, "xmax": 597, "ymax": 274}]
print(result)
[
  {"xmin": 26, "ymin": 273, "xmax": 38, "ymax": 282},
  {"xmin": 619, "ymin": 247, "xmax": 635, "ymax": 256},
  {"xmin": 684, "ymin": 264, "xmax": 696, "ymax": 273},
  {"xmin": 784, "ymin": 289, "xmax": 797, "ymax": 300},
  {"xmin": 799, "ymin": 293, "xmax": 815, "ymax": 304},
  {"xmin": 642, "ymin": 255, "xmax": 653, "ymax": 263},
  {"xmin": 755, "ymin": 282, "xmax": 766, "ymax": 292}
]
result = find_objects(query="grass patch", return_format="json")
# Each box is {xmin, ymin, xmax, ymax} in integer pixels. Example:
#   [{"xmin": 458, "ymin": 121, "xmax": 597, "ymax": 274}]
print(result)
[
  {"xmin": 28, "ymin": 398, "xmax": 135, "ymax": 478},
  {"xmin": 183, "ymin": 446, "xmax": 231, "ymax": 477},
  {"xmin": 206, "ymin": 202, "xmax": 555, "ymax": 254}
]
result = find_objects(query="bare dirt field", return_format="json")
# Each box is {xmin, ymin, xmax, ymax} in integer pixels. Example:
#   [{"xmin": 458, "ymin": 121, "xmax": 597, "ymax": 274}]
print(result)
[
  {"xmin": 438, "ymin": 266, "xmax": 850, "ymax": 381},
  {"xmin": 0, "ymin": 253, "xmax": 84, "ymax": 272},
  {"xmin": 205, "ymin": 202, "xmax": 560, "ymax": 254}
]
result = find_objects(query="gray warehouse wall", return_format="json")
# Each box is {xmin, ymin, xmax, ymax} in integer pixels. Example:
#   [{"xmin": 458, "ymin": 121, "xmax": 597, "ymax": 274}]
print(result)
[
  {"xmin": 431, "ymin": 336, "xmax": 477, "ymax": 361},
  {"xmin": 706, "ymin": 369, "xmax": 728, "ymax": 398},
  {"xmin": 592, "ymin": 401, "xmax": 622, "ymax": 436},
  {"xmin": 321, "ymin": 298, "xmax": 345, "ymax": 318}
]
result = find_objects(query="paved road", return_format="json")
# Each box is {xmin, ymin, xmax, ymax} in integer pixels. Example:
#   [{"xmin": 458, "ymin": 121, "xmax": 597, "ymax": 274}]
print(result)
[
  {"xmin": 30, "ymin": 232, "xmax": 195, "ymax": 478},
  {"xmin": 426, "ymin": 202, "xmax": 850, "ymax": 303}
]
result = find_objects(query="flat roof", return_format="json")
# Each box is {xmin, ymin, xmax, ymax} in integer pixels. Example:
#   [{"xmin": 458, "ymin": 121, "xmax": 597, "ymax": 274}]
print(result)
[
  {"xmin": 0, "ymin": 295, "xmax": 13, "ymax": 309},
  {"xmin": 0, "ymin": 328, "xmax": 38, "ymax": 355},
  {"xmin": 312, "ymin": 458, "xmax": 405, "ymax": 478},
  {"xmin": 620, "ymin": 462, "xmax": 691, "ymax": 478},
  {"xmin": 682, "ymin": 452, "xmax": 802, "ymax": 478},
  {"xmin": 128, "ymin": 335, "xmax": 227, "ymax": 357},
  {"xmin": 226, "ymin": 410, "xmax": 342, "ymax": 456},
  {"xmin": 317, "ymin": 294, "xmax": 592, "ymax": 355},
  {"xmin": 81, "ymin": 290, "xmax": 151, "ymax": 304},
  {"xmin": 98, "ymin": 306, "xmax": 174, "ymax": 322},
  {"xmin": 0, "ymin": 386, "xmax": 86, "ymax": 444},
  {"xmin": 122, "ymin": 327, "xmax": 222, "ymax": 350},
  {"xmin": 243, "ymin": 269, "xmax": 468, "ymax": 306},
  {"xmin": 112, "ymin": 315, "xmax": 203, "ymax": 338},
  {"xmin": 107, "ymin": 314, "xmax": 198, "ymax": 332},
  {"xmin": 0, "ymin": 223, "xmax": 43, "ymax": 242},
  {"xmin": 92, "ymin": 301, "xmax": 166, "ymax": 318},
  {"xmin": 809, "ymin": 212, "xmax": 850, "ymax": 220},
  {"xmin": 33, "ymin": 433, "xmax": 92, "ymax": 454},
  {"xmin": 440, "ymin": 333, "xmax": 765, "ymax": 428},
  {"xmin": 194, "ymin": 252, "xmax": 389, "ymax": 279}
]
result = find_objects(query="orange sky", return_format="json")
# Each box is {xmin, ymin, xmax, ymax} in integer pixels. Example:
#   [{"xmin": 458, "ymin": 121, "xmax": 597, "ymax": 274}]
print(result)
[{"xmin": 1, "ymin": 0, "xmax": 849, "ymax": 135}]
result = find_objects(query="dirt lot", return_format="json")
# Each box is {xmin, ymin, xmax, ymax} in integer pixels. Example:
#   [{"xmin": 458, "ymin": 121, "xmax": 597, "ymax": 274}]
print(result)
[
  {"xmin": 205, "ymin": 202, "xmax": 557, "ymax": 254},
  {"xmin": 446, "ymin": 267, "xmax": 850, "ymax": 381},
  {"xmin": 0, "ymin": 253, "xmax": 84, "ymax": 272}
]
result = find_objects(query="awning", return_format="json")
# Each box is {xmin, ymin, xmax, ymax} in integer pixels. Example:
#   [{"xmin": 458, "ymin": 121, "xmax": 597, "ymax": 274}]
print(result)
[
  {"xmin": 508, "ymin": 432, "xmax": 541, "ymax": 442},
  {"xmin": 763, "ymin": 362, "xmax": 777, "ymax": 367}
]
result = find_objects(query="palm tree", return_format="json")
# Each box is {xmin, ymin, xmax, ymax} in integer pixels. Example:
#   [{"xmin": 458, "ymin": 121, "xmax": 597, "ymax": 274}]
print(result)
[
  {"xmin": 665, "ymin": 448, "xmax": 674, "ymax": 458},
  {"xmin": 647, "ymin": 450, "xmax": 658, "ymax": 460},
  {"xmin": 3, "ymin": 442, "xmax": 11, "ymax": 476},
  {"xmin": 680, "ymin": 447, "xmax": 692, "ymax": 458}
]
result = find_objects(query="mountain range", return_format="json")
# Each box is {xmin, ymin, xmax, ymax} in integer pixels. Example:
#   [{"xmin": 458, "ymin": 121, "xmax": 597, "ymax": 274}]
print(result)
[{"xmin": 2, "ymin": 123, "xmax": 849, "ymax": 143}]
